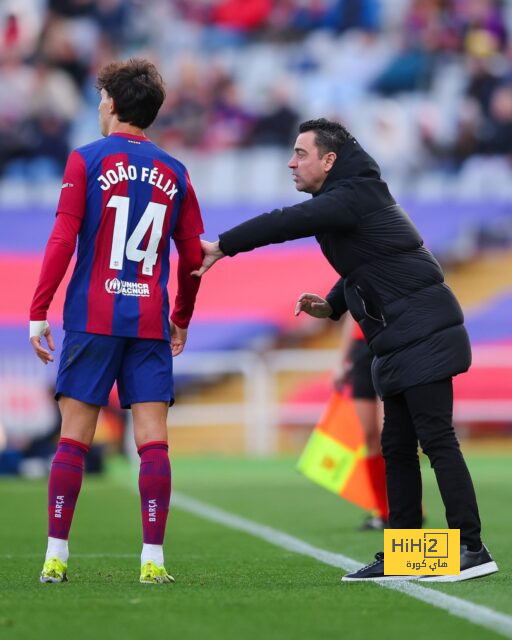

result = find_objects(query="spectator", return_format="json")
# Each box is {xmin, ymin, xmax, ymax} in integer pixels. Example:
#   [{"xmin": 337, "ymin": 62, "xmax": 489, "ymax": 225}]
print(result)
[
  {"xmin": 39, "ymin": 14, "xmax": 99, "ymax": 90},
  {"xmin": 0, "ymin": 0, "xmax": 512, "ymax": 190},
  {"xmin": 250, "ymin": 83, "xmax": 299, "ymax": 147},
  {"xmin": 205, "ymin": 73, "xmax": 255, "ymax": 149},
  {"xmin": 478, "ymin": 83, "xmax": 512, "ymax": 155}
]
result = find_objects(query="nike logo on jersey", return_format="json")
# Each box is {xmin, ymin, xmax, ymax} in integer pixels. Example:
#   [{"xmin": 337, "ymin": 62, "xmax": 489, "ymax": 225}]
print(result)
[{"xmin": 61, "ymin": 182, "xmax": 74, "ymax": 189}]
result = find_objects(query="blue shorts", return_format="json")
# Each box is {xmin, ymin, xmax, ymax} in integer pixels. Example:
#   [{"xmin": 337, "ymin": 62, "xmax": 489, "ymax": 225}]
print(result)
[{"xmin": 55, "ymin": 331, "xmax": 174, "ymax": 409}]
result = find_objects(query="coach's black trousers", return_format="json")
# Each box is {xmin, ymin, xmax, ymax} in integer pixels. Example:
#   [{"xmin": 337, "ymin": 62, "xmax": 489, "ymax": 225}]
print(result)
[{"xmin": 381, "ymin": 378, "xmax": 482, "ymax": 550}]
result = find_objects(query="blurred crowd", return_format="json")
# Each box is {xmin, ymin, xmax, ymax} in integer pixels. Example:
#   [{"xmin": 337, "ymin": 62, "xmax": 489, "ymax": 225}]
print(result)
[{"xmin": 1, "ymin": 0, "xmax": 512, "ymax": 194}]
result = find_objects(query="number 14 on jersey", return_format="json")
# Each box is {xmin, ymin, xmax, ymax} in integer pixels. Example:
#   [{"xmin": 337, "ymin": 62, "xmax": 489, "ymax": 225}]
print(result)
[{"xmin": 108, "ymin": 195, "xmax": 167, "ymax": 276}]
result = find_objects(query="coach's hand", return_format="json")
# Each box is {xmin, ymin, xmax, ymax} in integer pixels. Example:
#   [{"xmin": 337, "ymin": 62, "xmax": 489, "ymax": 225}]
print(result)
[
  {"xmin": 29, "ymin": 320, "xmax": 55, "ymax": 364},
  {"xmin": 171, "ymin": 324, "xmax": 187, "ymax": 357},
  {"xmin": 294, "ymin": 293, "xmax": 333, "ymax": 319},
  {"xmin": 191, "ymin": 240, "xmax": 225, "ymax": 277}
]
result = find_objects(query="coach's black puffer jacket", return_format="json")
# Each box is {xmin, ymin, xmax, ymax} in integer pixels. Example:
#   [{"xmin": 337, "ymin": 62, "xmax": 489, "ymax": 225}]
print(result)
[{"xmin": 218, "ymin": 137, "xmax": 471, "ymax": 398}]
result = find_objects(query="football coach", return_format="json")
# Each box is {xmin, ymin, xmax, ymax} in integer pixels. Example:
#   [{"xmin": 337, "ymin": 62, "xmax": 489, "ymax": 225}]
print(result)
[{"xmin": 192, "ymin": 118, "xmax": 498, "ymax": 583}]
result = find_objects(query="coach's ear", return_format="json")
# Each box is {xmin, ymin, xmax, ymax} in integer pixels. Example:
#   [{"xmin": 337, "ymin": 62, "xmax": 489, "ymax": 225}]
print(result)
[{"xmin": 323, "ymin": 151, "xmax": 336, "ymax": 173}]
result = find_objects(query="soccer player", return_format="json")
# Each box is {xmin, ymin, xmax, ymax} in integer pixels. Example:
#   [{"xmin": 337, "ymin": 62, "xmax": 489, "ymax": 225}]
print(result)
[
  {"xmin": 29, "ymin": 59, "xmax": 204, "ymax": 584},
  {"xmin": 335, "ymin": 316, "xmax": 388, "ymax": 531},
  {"xmin": 192, "ymin": 118, "xmax": 498, "ymax": 582}
]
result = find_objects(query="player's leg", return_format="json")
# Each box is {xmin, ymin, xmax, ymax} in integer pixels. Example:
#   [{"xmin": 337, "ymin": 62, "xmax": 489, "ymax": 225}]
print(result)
[
  {"xmin": 118, "ymin": 338, "xmax": 174, "ymax": 584},
  {"xmin": 350, "ymin": 341, "xmax": 388, "ymax": 529},
  {"xmin": 42, "ymin": 398, "xmax": 99, "ymax": 583},
  {"xmin": 354, "ymin": 398, "xmax": 389, "ymax": 528},
  {"xmin": 41, "ymin": 332, "xmax": 122, "ymax": 583},
  {"xmin": 354, "ymin": 401, "xmax": 381, "ymax": 455},
  {"xmin": 132, "ymin": 402, "xmax": 173, "ymax": 583}
]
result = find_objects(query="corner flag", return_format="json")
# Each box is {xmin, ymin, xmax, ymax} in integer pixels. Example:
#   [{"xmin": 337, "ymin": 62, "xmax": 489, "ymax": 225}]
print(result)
[{"xmin": 297, "ymin": 391, "xmax": 379, "ymax": 511}]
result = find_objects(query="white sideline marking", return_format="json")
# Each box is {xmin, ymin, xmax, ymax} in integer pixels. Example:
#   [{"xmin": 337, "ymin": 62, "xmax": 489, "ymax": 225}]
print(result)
[
  {"xmin": 173, "ymin": 491, "xmax": 512, "ymax": 640},
  {"xmin": 2, "ymin": 553, "xmax": 138, "ymax": 559}
]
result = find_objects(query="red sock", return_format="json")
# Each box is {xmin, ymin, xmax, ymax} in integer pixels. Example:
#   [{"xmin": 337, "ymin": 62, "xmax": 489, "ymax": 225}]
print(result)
[
  {"xmin": 48, "ymin": 437, "xmax": 89, "ymax": 539},
  {"xmin": 366, "ymin": 454, "xmax": 389, "ymax": 520},
  {"xmin": 138, "ymin": 441, "xmax": 171, "ymax": 545}
]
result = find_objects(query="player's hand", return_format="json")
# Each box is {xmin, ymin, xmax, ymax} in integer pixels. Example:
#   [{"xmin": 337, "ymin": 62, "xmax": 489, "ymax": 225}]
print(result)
[
  {"xmin": 171, "ymin": 324, "xmax": 188, "ymax": 357},
  {"xmin": 294, "ymin": 293, "xmax": 333, "ymax": 319},
  {"xmin": 29, "ymin": 320, "xmax": 55, "ymax": 364},
  {"xmin": 191, "ymin": 240, "xmax": 225, "ymax": 277}
]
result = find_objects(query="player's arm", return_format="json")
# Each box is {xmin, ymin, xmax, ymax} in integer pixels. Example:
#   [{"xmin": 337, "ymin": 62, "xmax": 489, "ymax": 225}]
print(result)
[
  {"xmin": 30, "ymin": 213, "xmax": 82, "ymax": 363},
  {"xmin": 170, "ymin": 236, "xmax": 203, "ymax": 356},
  {"xmin": 170, "ymin": 173, "xmax": 204, "ymax": 356},
  {"xmin": 29, "ymin": 150, "xmax": 86, "ymax": 364}
]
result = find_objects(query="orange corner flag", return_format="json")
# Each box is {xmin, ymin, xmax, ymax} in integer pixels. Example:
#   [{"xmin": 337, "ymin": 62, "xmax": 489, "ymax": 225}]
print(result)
[{"xmin": 297, "ymin": 391, "xmax": 379, "ymax": 512}]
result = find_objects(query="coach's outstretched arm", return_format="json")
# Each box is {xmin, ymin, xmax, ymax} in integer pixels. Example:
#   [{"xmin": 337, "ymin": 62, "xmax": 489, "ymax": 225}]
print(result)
[{"xmin": 191, "ymin": 194, "xmax": 357, "ymax": 278}]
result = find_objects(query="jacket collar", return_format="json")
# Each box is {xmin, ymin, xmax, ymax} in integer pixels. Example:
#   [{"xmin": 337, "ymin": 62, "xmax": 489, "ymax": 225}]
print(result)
[{"xmin": 315, "ymin": 137, "xmax": 381, "ymax": 195}]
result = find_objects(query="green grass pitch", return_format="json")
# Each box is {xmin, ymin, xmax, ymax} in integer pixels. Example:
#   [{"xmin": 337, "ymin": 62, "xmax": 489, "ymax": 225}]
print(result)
[{"xmin": 0, "ymin": 451, "xmax": 510, "ymax": 640}]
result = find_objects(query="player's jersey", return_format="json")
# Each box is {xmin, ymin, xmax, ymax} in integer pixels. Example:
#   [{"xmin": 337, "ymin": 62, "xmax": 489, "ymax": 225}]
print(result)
[{"xmin": 57, "ymin": 133, "xmax": 203, "ymax": 341}]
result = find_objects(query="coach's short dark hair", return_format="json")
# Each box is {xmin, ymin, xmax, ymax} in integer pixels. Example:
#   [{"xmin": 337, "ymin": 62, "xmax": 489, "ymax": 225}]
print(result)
[
  {"xmin": 299, "ymin": 118, "xmax": 351, "ymax": 156},
  {"xmin": 97, "ymin": 59, "xmax": 165, "ymax": 130}
]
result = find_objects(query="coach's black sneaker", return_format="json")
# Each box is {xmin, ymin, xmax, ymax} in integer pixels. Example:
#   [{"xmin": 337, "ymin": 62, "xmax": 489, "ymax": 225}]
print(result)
[
  {"xmin": 419, "ymin": 544, "xmax": 498, "ymax": 583},
  {"xmin": 358, "ymin": 515, "xmax": 388, "ymax": 531},
  {"xmin": 342, "ymin": 552, "xmax": 418, "ymax": 582}
]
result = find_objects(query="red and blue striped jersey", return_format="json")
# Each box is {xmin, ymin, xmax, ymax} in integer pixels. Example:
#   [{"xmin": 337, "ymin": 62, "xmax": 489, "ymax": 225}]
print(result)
[{"xmin": 57, "ymin": 133, "xmax": 203, "ymax": 341}]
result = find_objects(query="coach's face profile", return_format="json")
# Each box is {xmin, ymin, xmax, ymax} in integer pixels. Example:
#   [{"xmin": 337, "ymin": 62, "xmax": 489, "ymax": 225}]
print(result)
[{"xmin": 288, "ymin": 130, "xmax": 337, "ymax": 194}]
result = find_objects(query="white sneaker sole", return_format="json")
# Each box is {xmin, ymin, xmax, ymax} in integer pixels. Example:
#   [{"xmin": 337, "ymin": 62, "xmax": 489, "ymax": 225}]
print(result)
[
  {"xmin": 342, "ymin": 575, "xmax": 423, "ymax": 582},
  {"xmin": 419, "ymin": 561, "xmax": 498, "ymax": 583}
]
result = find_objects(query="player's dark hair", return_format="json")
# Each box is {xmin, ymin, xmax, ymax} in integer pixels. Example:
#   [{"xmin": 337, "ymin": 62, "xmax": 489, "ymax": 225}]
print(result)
[
  {"xmin": 298, "ymin": 118, "xmax": 351, "ymax": 156},
  {"xmin": 97, "ymin": 58, "xmax": 165, "ymax": 130}
]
